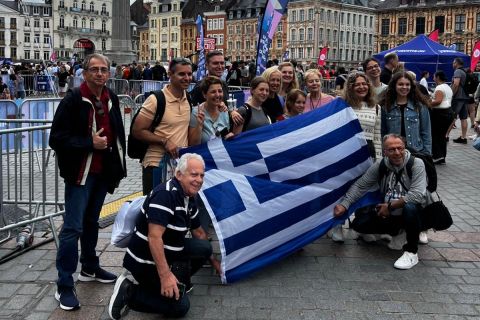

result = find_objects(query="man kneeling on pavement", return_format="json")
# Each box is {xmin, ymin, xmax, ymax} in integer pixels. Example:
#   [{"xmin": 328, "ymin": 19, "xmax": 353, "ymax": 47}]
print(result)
[
  {"xmin": 108, "ymin": 153, "xmax": 221, "ymax": 319},
  {"xmin": 334, "ymin": 133, "xmax": 429, "ymax": 270}
]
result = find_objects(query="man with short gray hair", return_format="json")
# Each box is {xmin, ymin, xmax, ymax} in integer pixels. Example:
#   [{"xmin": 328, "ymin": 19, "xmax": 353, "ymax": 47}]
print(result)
[
  {"xmin": 50, "ymin": 53, "xmax": 127, "ymax": 311},
  {"xmin": 334, "ymin": 134, "xmax": 427, "ymax": 270},
  {"xmin": 108, "ymin": 153, "xmax": 221, "ymax": 319}
]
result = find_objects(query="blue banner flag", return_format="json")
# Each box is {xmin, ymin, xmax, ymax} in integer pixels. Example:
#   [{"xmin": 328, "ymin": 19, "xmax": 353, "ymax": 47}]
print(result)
[
  {"xmin": 196, "ymin": 15, "xmax": 206, "ymax": 81},
  {"xmin": 255, "ymin": 0, "xmax": 289, "ymax": 75},
  {"xmin": 181, "ymin": 98, "xmax": 379, "ymax": 283}
]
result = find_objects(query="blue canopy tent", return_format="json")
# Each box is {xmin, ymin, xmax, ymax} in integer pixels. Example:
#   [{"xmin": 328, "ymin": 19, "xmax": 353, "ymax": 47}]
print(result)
[{"xmin": 373, "ymin": 35, "xmax": 470, "ymax": 82}]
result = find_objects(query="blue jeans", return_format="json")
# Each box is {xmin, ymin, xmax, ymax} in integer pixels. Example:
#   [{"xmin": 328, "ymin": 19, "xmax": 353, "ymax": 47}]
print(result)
[
  {"xmin": 128, "ymin": 238, "xmax": 212, "ymax": 317},
  {"xmin": 56, "ymin": 174, "xmax": 108, "ymax": 289}
]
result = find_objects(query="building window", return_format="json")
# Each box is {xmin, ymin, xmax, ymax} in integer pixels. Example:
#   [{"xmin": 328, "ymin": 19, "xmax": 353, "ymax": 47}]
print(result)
[
  {"xmin": 25, "ymin": 19, "xmax": 30, "ymax": 27},
  {"xmin": 24, "ymin": 50, "xmax": 30, "ymax": 59},
  {"xmin": 415, "ymin": 17, "xmax": 425, "ymax": 35},
  {"xmin": 44, "ymin": 51, "xmax": 49, "ymax": 61},
  {"xmin": 90, "ymin": 18, "xmax": 94, "ymax": 30},
  {"xmin": 43, "ymin": 35, "xmax": 50, "ymax": 44},
  {"xmin": 73, "ymin": 17, "xmax": 78, "ymax": 28},
  {"xmin": 34, "ymin": 50, "xmax": 40, "ymax": 60},
  {"xmin": 454, "ymin": 42, "xmax": 464, "ymax": 53},
  {"xmin": 73, "ymin": 0, "xmax": 78, "ymax": 8},
  {"xmin": 101, "ymin": 3, "xmax": 106, "ymax": 14},
  {"xmin": 299, "ymin": 28, "xmax": 304, "ymax": 41},
  {"xmin": 291, "ymin": 11, "xmax": 296, "ymax": 22},
  {"xmin": 33, "ymin": 6, "xmax": 40, "ymax": 15},
  {"xmin": 299, "ymin": 9, "xmax": 305, "ymax": 21},
  {"xmin": 11, "ymin": 47, "xmax": 16, "ymax": 58},
  {"xmin": 25, "ymin": 33, "xmax": 30, "ymax": 43},
  {"xmin": 477, "ymin": 14, "xmax": 480, "ymax": 33},
  {"xmin": 102, "ymin": 20, "xmax": 106, "ymax": 32},
  {"xmin": 44, "ymin": 19, "xmax": 50, "ymax": 29},
  {"xmin": 291, "ymin": 29, "xmax": 296, "ymax": 42},
  {"xmin": 320, "ymin": 9, "xmax": 325, "ymax": 22},
  {"xmin": 228, "ymin": 26, "xmax": 233, "ymax": 34},
  {"xmin": 11, "ymin": 18, "xmax": 16, "ymax": 28},
  {"xmin": 90, "ymin": 1, "xmax": 94, "ymax": 11},
  {"xmin": 82, "ymin": 18, "xmax": 86, "ymax": 29},
  {"xmin": 102, "ymin": 38, "xmax": 106, "ymax": 50},
  {"xmin": 43, "ymin": 7, "xmax": 50, "ymax": 16},
  {"xmin": 307, "ymin": 28, "xmax": 313, "ymax": 41},
  {"xmin": 162, "ymin": 19, "xmax": 167, "ymax": 27},
  {"xmin": 308, "ymin": 9, "xmax": 313, "ymax": 21},
  {"xmin": 228, "ymin": 41, "xmax": 232, "ymax": 50},
  {"xmin": 277, "ymin": 36, "xmax": 282, "ymax": 48},
  {"xmin": 398, "ymin": 18, "xmax": 407, "ymax": 35},
  {"xmin": 455, "ymin": 14, "xmax": 465, "ymax": 32},
  {"xmin": 235, "ymin": 41, "xmax": 241, "ymax": 50},
  {"xmin": 381, "ymin": 19, "xmax": 390, "ymax": 36},
  {"xmin": 380, "ymin": 43, "xmax": 388, "ymax": 51},
  {"xmin": 34, "ymin": 19, "xmax": 40, "ymax": 28}
]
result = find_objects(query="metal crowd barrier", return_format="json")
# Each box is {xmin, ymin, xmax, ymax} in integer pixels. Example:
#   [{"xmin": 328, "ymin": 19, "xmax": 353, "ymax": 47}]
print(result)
[
  {"xmin": 322, "ymin": 78, "xmax": 337, "ymax": 95},
  {"xmin": 0, "ymin": 121, "xmax": 64, "ymax": 248}
]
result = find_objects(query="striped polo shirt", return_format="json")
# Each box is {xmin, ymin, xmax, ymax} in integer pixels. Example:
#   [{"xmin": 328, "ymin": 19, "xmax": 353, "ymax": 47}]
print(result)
[{"xmin": 123, "ymin": 178, "xmax": 200, "ymax": 276}]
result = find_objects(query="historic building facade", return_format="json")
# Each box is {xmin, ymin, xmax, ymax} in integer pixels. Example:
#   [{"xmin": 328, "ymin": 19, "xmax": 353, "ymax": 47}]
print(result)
[
  {"xmin": 287, "ymin": 0, "xmax": 377, "ymax": 68},
  {"xmin": 0, "ymin": 1, "xmax": 24, "ymax": 61},
  {"xmin": 52, "ymin": 0, "xmax": 113, "ymax": 61},
  {"xmin": 148, "ymin": 0, "xmax": 183, "ymax": 62},
  {"xmin": 376, "ymin": 0, "xmax": 480, "ymax": 54}
]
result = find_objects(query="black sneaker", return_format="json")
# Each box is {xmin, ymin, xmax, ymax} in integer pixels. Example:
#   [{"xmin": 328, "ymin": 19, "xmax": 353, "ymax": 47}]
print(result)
[
  {"xmin": 55, "ymin": 287, "xmax": 80, "ymax": 311},
  {"xmin": 78, "ymin": 267, "xmax": 117, "ymax": 283},
  {"xmin": 108, "ymin": 273, "xmax": 132, "ymax": 320},
  {"xmin": 453, "ymin": 137, "xmax": 467, "ymax": 144}
]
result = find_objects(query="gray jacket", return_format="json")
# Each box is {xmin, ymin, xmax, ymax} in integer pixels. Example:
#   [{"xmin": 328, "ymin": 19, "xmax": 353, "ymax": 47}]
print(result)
[{"xmin": 339, "ymin": 150, "xmax": 428, "ymax": 210}]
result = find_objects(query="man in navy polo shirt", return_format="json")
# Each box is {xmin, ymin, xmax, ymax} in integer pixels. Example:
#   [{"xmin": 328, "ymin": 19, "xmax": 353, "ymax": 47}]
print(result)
[{"xmin": 108, "ymin": 153, "xmax": 221, "ymax": 319}]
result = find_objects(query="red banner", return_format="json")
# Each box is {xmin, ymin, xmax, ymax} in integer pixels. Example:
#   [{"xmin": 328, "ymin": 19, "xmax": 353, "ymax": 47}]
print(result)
[
  {"xmin": 317, "ymin": 47, "xmax": 328, "ymax": 66},
  {"xmin": 428, "ymin": 29, "xmax": 439, "ymax": 42},
  {"xmin": 471, "ymin": 41, "xmax": 480, "ymax": 71}
]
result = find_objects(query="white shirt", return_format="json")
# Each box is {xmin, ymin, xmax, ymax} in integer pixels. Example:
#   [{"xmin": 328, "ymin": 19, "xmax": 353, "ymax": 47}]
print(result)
[
  {"xmin": 433, "ymin": 83, "xmax": 453, "ymax": 109},
  {"xmin": 420, "ymin": 78, "xmax": 429, "ymax": 92}
]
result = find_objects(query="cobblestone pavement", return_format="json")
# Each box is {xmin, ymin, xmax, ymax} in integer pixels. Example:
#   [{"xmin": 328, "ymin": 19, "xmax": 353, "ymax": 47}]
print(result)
[{"xmin": 0, "ymin": 126, "xmax": 480, "ymax": 320}]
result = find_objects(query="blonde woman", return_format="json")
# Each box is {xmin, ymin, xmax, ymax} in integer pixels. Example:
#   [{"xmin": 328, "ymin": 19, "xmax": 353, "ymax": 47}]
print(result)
[
  {"xmin": 261, "ymin": 66, "xmax": 284, "ymax": 123},
  {"xmin": 278, "ymin": 62, "xmax": 299, "ymax": 98},
  {"xmin": 303, "ymin": 69, "xmax": 335, "ymax": 113}
]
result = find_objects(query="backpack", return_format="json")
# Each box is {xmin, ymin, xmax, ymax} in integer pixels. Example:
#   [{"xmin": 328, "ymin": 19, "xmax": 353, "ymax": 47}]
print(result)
[
  {"xmin": 463, "ymin": 68, "xmax": 479, "ymax": 95},
  {"xmin": 127, "ymin": 90, "xmax": 193, "ymax": 161},
  {"xmin": 127, "ymin": 90, "xmax": 166, "ymax": 161},
  {"xmin": 377, "ymin": 152, "xmax": 437, "ymax": 193},
  {"xmin": 110, "ymin": 196, "xmax": 146, "ymax": 248},
  {"xmin": 239, "ymin": 103, "xmax": 271, "ymax": 132}
]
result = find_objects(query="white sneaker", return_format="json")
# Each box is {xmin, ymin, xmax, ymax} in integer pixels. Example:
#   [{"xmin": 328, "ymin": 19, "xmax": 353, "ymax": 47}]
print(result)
[
  {"xmin": 359, "ymin": 233, "xmax": 378, "ymax": 243},
  {"xmin": 387, "ymin": 230, "xmax": 406, "ymax": 250},
  {"xmin": 394, "ymin": 251, "xmax": 419, "ymax": 270},
  {"xmin": 331, "ymin": 225, "xmax": 344, "ymax": 242},
  {"xmin": 419, "ymin": 231, "xmax": 428, "ymax": 244}
]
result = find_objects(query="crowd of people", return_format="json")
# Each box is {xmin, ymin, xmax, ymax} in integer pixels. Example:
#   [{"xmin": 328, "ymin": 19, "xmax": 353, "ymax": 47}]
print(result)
[{"xmin": 47, "ymin": 50, "xmax": 480, "ymax": 319}]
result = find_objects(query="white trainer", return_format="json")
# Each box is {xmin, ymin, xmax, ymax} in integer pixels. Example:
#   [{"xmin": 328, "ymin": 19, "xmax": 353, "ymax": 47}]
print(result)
[
  {"xmin": 331, "ymin": 225, "xmax": 344, "ymax": 243},
  {"xmin": 419, "ymin": 231, "xmax": 428, "ymax": 244},
  {"xmin": 394, "ymin": 251, "xmax": 419, "ymax": 270},
  {"xmin": 387, "ymin": 230, "xmax": 406, "ymax": 250}
]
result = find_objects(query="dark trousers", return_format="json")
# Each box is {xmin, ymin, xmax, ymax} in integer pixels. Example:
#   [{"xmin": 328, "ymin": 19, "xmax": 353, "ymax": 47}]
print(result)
[
  {"xmin": 142, "ymin": 166, "xmax": 155, "ymax": 195},
  {"xmin": 128, "ymin": 238, "xmax": 212, "ymax": 317},
  {"xmin": 430, "ymin": 108, "xmax": 453, "ymax": 160},
  {"xmin": 56, "ymin": 174, "xmax": 108, "ymax": 288}
]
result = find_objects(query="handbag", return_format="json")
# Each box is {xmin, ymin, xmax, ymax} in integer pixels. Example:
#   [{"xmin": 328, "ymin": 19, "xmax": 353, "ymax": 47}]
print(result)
[
  {"xmin": 421, "ymin": 192, "xmax": 452, "ymax": 231},
  {"xmin": 473, "ymin": 135, "xmax": 480, "ymax": 151}
]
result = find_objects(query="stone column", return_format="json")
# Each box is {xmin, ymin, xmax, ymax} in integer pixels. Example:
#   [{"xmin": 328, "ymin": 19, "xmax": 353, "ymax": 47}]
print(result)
[{"xmin": 106, "ymin": 0, "xmax": 137, "ymax": 65}]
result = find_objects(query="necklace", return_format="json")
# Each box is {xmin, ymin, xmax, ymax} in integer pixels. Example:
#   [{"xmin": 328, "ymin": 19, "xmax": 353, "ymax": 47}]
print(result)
[{"xmin": 309, "ymin": 93, "xmax": 322, "ymax": 110}]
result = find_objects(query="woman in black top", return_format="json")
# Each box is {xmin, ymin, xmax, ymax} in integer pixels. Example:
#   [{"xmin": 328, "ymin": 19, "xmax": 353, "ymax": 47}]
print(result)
[{"xmin": 261, "ymin": 66, "xmax": 284, "ymax": 123}]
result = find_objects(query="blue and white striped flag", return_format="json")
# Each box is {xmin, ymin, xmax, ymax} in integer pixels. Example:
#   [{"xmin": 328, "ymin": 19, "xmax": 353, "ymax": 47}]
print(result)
[{"xmin": 182, "ymin": 98, "xmax": 376, "ymax": 283}]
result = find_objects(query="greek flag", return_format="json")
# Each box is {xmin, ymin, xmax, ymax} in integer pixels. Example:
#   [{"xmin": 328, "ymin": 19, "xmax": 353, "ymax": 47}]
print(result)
[{"xmin": 183, "ymin": 98, "xmax": 376, "ymax": 283}]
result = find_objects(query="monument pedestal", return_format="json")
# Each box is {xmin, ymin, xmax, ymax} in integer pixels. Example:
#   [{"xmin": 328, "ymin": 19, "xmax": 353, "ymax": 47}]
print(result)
[{"xmin": 105, "ymin": 0, "xmax": 137, "ymax": 65}]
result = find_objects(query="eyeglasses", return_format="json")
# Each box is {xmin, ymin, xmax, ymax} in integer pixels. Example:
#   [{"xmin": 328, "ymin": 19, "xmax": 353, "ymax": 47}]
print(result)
[
  {"xmin": 94, "ymin": 98, "xmax": 104, "ymax": 116},
  {"xmin": 88, "ymin": 67, "xmax": 109, "ymax": 74},
  {"xmin": 385, "ymin": 147, "xmax": 405, "ymax": 153},
  {"xmin": 366, "ymin": 64, "xmax": 380, "ymax": 71}
]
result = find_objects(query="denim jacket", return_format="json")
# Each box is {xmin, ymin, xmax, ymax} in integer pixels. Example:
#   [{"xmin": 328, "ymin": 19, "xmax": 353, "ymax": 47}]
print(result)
[{"xmin": 381, "ymin": 100, "xmax": 432, "ymax": 155}]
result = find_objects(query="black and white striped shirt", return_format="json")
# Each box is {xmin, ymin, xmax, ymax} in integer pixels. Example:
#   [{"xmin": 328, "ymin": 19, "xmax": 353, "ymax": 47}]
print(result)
[{"xmin": 123, "ymin": 178, "xmax": 200, "ymax": 275}]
